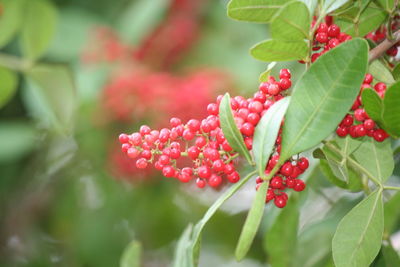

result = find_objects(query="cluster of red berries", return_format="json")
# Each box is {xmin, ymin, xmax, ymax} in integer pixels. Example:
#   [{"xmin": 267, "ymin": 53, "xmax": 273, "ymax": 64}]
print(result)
[
  {"xmin": 336, "ymin": 73, "xmax": 389, "ymax": 142},
  {"xmin": 310, "ymin": 17, "xmax": 352, "ymax": 63},
  {"xmin": 365, "ymin": 19, "xmax": 400, "ymax": 57},
  {"xmin": 118, "ymin": 69, "xmax": 309, "ymax": 208}
]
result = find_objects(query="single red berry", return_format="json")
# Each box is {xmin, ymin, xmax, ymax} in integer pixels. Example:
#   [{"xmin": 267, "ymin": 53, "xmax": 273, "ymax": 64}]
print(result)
[
  {"xmin": 244, "ymin": 137, "xmax": 253, "ymax": 150},
  {"xmin": 311, "ymin": 53, "xmax": 320, "ymax": 63},
  {"xmin": 279, "ymin": 69, "xmax": 291, "ymax": 79},
  {"xmin": 279, "ymin": 78, "xmax": 291, "ymax": 90},
  {"xmin": 248, "ymin": 101, "xmax": 263, "ymax": 113},
  {"xmin": 280, "ymin": 162, "xmax": 293, "ymax": 176},
  {"xmin": 373, "ymin": 129, "xmax": 386, "ymax": 142},
  {"xmin": 209, "ymin": 174, "xmax": 222, "ymax": 187},
  {"xmin": 159, "ymin": 128, "xmax": 170, "ymax": 143},
  {"xmin": 207, "ymin": 103, "xmax": 219, "ymax": 115},
  {"xmin": 374, "ymin": 82, "xmax": 386, "ymax": 92},
  {"xmin": 267, "ymin": 83, "xmax": 280, "ymax": 95},
  {"xmin": 136, "ymin": 158, "xmax": 148, "ymax": 169},
  {"xmin": 317, "ymin": 23, "xmax": 328, "ymax": 33},
  {"xmin": 297, "ymin": 157, "xmax": 309, "ymax": 170},
  {"xmin": 328, "ymin": 38, "xmax": 340, "ymax": 48},
  {"xmin": 141, "ymin": 149, "xmax": 152, "ymax": 160},
  {"xmin": 183, "ymin": 129, "xmax": 195, "ymax": 140},
  {"xmin": 119, "ymin": 133, "xmax": 129, "ymax": 144},
  {"xmin": 224, "ymin": 164, "xmax": 235, "ymax": 174},
  {"xmin": 121, "ymin": 143, "xmax": 131, "ymax": 153},
  {"xmin": 286, "ymin": 178, "xmax": 296, "ymax": 188},
  {"xmin": 259, "ymin": 82, "xmax": 270, "ymax": 94},
  {"xmin": 266, "ymin": 188, "xmax": 275, "ymax": 203},
  {"xmin": 198, "ymin": 165, "xmax": 211, "ymax": 179},
  {"xmin": 162, "ymin": 166, "xmax": 175, "ymax": 178},
  {"xmin": 170, "ymin": 117, "xmax": 182, "ymax": 127},
  {"xmin": 212, "ymin": 159, "xmax": 225, "ymax": 172},
  {"xmin": 195, "ymin": 136, "xmax": 207, "ymax": 148},
  {"xmin": 240, "ymin": 122, "xmax": 255, "ymax": 136},
  {"xmin": 327, "ymin": 24, "xmax": 340, "ymax": 37},
  {"xmin": 364, "ymin": 119, "xmax": 375, "ymax": 130},
  {"xmin": 290, "ymin": 166, "xmax": 302, "ymax": 179},
  {"xmin": 127, "ymin": 147, "xmax": 139, "ymax": 158},
  {"xmin": 354, "ymin": 109, "xmax": 366, "ymax": 121},
  {"xmin": 154, "ymin": 161, "xmax": 164, "ymax": 170},
  {"xmin": 270, "ymin": 176, "xmax": 283, "ymax": 189},
  {"xmin": 254, "ymin": 91, "xmax": 266, "ymax": 103},
  {"xmin": 349, "ymin": 125, "xmax": 358, "ymax": 138},
  {"xmin": 341, "ymin": 115, "xmax": 354, "ymax": 127},
  {"xmin": 274, "ymin": 195, "xmax": 287, "ymax": 208},
  {"xmin": 355, "ymin": 125, "xmax": 367, "ymax": 137},
  {"xmin": 237, "ymin": 108, "xmax": 250, "ymax": 120},
  {"xmin": 187, "ymin": 146, "xmax": 200, "ymax": 159},
  {"xmin": 316, "ymin": 32, "xmax": 328, "ymax": 43},
  {"xmin": 158, "ymin": 155, "xmax": 170, "ymax": 165},
  {"xmin": 178, "ymin": 172, "xmax": 191, "ymax": 183},
  {"xmin": 227, "ymin": 171, "xmax": 240, "ymax": 183},
  {"xmin": 364, "ymin": 74, "xmax": 373, "ymax": 84},
  {"xmin": 130, "ymin": 133, "xmax": 142, "ymax": 146},
  {"xmin": 222, "ymin": 140, "xmax": 232, "ymax": 152},
  {"xmin": 187, "ymin": 119, "xmax": 201, "ymax": 132},
  {"xmin": 293, "ymin": 179, "xmax": 306, "ymax": 192},
  {"xmin": 204, "ymin": 148, "xmax": 220, "ymax": 161},
  {"xmin": 247, "ymin": 113, "xmax": 260, "ymax": 125},
  {"xmin": 139, "ymin": 125, "xmax": 151, "ymax": 136},
  {"xmin": 351, "ymin": 98, "xmax": 361, "ymax": 110},
  {"xmin": 196, "ymin": 178, "xmax": 206, "ymax": 188},
  {"xmin": 336, "ymin": 126, "xmax": 348, "ymax": 137}
]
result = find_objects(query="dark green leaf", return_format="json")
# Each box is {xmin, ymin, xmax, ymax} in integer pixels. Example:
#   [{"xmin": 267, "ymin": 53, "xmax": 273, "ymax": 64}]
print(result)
[
  {"xmin": 392, "ymin": 64, "xmax": 400, "ymax": 80},
  {"xmin": 0, "ymin": 67, "xmax": 18, "ymax": 108},
  {"xmin": 362, "ymin": 88, "xmax": 384, "ymax": 122},
  {"xmin": 253, "ymin": 98, "xmax": 290, "ymax": 178},
  {"xmin": 384, "ymin": 192, "xmax": 400, "ymax": 234},
  {"xmin": 382, "ymin": 81, "xmax": 400, "ymax": 137},
  {"xmin": 227, "ymin": 0, "xmax": 291, "ymax": 23},
  {"xmin": 259, "ymin": 62, "xmax": 276, "ymax": 82},
  {"xmin": 332, "ymin": 190, "xmax": 384, "ymax": 267},
  {"xmin": 235, "ymin": 180, "xmax": 268, "ymax": 261},
  {"xmin": 250, "ymin": 39, "xmax": 308, "ymax": 62},
  {"xmin": 219, "ymin": 93, "xmax": 253, "ymax": 164},
  {"xmin": 270, "ymin": 1, "xmax": 310, "ymax": 41},
  {"xmin": 20, "ymin": 0, "xmax": 57, "ymax": 60},
  {"xmin": 0, "ymin": 0, "xmax": 24, "ymax": 48},
  {"xmin": 264, "ymin": 196, "xmax": 299, "ymax": 267},
  {"xmin": 25, "ymin": 64, "xmax": 76, "ymax": 134},
  {"xmin": 280, "ymin": 39, "xmax": 368, "ymax": 160},
  {"xmin": 120, "ymin": 240, "xmax": 141, "ymax": 267},
  {"xmin": 376, "ymin": 0, "xmax": 395, "ymax": 12},
  {"xmin": 369, "ymin": 60, "xmax": 395, "ymax": 85},
  {"xmin": 382, "ymin": 243, "xmax": 400, "ymax": 265}
]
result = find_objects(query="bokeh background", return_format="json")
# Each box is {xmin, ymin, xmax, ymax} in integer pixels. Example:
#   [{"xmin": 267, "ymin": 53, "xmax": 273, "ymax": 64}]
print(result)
[{"xmin": 1, "ymin": 0, "xmax": 399, "ymax": 266}]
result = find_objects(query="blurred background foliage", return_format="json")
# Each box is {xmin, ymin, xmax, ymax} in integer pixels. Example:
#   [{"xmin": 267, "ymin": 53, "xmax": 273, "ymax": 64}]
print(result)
[{"xmin": 0, "ymin": 0, "xmax": 398, "ymax": 266}]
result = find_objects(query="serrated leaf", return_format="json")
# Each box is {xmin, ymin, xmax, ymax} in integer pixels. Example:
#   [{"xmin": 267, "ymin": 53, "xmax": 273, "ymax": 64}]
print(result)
[
  {"xmin": 20, "ymin": 0, "xmax": 57, "ymax": 60},
  {"xmin": 219, "ymin": 93, "xmax": 253, "ymax": 164},
  {"xmin": 352, "ymin": 138, "xmax": 394, "ymax": 183},
  {"xmin": 250, "ymin": 39, "xmax": 308, "ymax": 62},
  {"xmin": 384, "ymin": 192, "xmax": 400, "ymax": 234},
  {"xmin": 369, "ymin": 60, "xmax": 395, "ymax": 85},
  {"xmin": 280, "ymin": 39, "xmax": 368, "ymax": 161},
  {"xmin": 332, "ymin": 190, "xmax": 384, "ymax": 267},
  {"xmin": 382, "ymin": 81, "xmax": 400, "ymax": 137},
  {"xmin": 264, "ymin": 196, "xmax": 299, "ymax": 267},
  {"xmin": 227, "ymin": 0, "xmax": 291, "ymax": 23},
  {"xmin": 271, "ymin": 1, "xmax": 310, "ymax": 41},
  {"xmin": 362, "ymin": 88, "xmax": 384, "ymax": 122},
  {"xmin": 25, "ymin": 64, "xmax": 76, "ymax": 134},
  {"xmin": 323, "ymin": 0, "xmax": 350, "ymax": 14},
  {"xmin": 120, "ymin": 240, "xmax": 141, "ymax": 267},
  {"xmin": 0, "ymin": 0, "xmax": 24, "ymax": 48},
  {"xmin": 259, "ymin": 62, "xmax": 276, "ymax": 82},
  {"xmin": 253, "ymin": 98, "xmax": 290, "ymax": 178},
  {"xmin": 0, "ymin": 67, "xmax": 18, "ymax": 108},
  {"xmin": 235, "ymin": 181, "xmax": 268, "ymax": 261},
  {"xmin": 336, "ymin": 6, "xmax": 387, "ymax": 37}
]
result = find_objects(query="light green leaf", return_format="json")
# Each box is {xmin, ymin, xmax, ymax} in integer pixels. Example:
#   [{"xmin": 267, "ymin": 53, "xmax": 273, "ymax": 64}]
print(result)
[
  {"xmin": 219, "ymin": 93, "xmax": 253, "ymax": 164},
  {"xmin": 0, "ymin": 67, "xmax": 18, "ymax": 108},
  {"xmin": 271, "ymin": 1, "xmax": 310, "ymax": 41},
  {"xmin": 253, "ymin": 98, "xmax": 290, "ymax": 178},
  {"xmin": 369, "ymin": 60, "xmax": 395, "ymax": 85},
  {"xmin": 362, "ymin": 88, "xmax": 384, "ymax": 122},
  {"xmin": 250, "ymin": 39, "xmax": 308, "ymax": 62},
  {"xmin": 332, "ymin": 190, "xmax": 384, "ymax": 267},
  {"xmin": 323, "ymin": 0, "xmax": 350, "ymax": 14},
  {"xmin": 376, "ymin": 0, "xmax": 395, "ymax": 12},
  {"xmin": 235, "ymin": 181, "xmax": 268, "ymax": 261},
  {"xmin": 173, "ymin": 224, "xmax": 194, "ymax": 267},
  {"xmin": 120, "ymin": 240, "xmax": 141, "ymax": 267},
  {"xmin": 20, "ymin": 0, "xmax": 57, "ymax": 60},
  {"xmin": 280, "ymin": 39, "xmax": 368, "ymax": 161},
  {"xmin": 352, "ymin": 138, "xmax": 394, "ymax": 183},
  {"xmin": 0, "ymin": 0, "xmax": 24, "ymax": 48},
  {"xmin": 337, "ymin": 6, "xmax": 387, "ymax": 37},
  {"xmin": 382, "ymin": 81, "xmax": 400, "ymax": 137},
  {"xmin": 259, "ymin": 62, "xmax": 276, "ymax": 82},
  {"xmin": 25, "ymin": 64, "xmax": 76, "ymax": 134},
  {"xmin": 384, "ymin": 192, "xmax": 400, "ymax": 234},
  {"xmin": 227, "ymin": 0, "xmax": 291, "ymax": 23},
  {"xmin": 264, "ymin": 196, "xmax": 299, "ymax": 267},
  {"xmin": 319, "ymin": 158, "xmax": 348, "ymax": 189},
  {"xmin": 299, "ymin": 0, "xmax": 318, "ymax": 14}
]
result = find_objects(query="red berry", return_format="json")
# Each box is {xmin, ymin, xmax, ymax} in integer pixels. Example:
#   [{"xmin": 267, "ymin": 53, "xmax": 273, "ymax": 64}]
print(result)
[
  {"xmin": 127, "ymin": 147, "xmax": 139, "ymax": 158},
  {"xmin": 316, "ymin": 32, "xmax": 328, "ymax": 43},
  {"xmin": 364, "ymin": 119, "xmax": 375, "ymax": 130},
  {"xmin": 274, "ymin": 195, "xmax": 287, "ymax": 208},
  {"xmin": 212, "ymin": 159, "xmax": 225, "ymax": 172},
  {"xmin": 227, "ymin": 171, "xmax": 240, "ymax": 183},
  {"xmin": 364, "ymin": 74, "xmax": 373, "ymax": 84},
  {"xmin": 270, "ymin": 176, "xmax": 283, "ymax": 189},
  {"xmin": 279, "ymin": 69, "xmax": 291, "ymax": 79},
  {"xmin": 354, "ymin": 109, "xmax": 366, "ymax": 121},
  {"xmin": 224, "ymin": 164, "xmax": 235, "ymax": 174},
  {"xmin": 259, "ymin": 82, "xmax": 270, "ymax": 94},
  {"xmin": 374, "ymin": 82, "xmax": 386, "ymax": 92},
  {"xmin": 317, "ymin": 23, "xmax": 328, "ymax": 33},
  {"xmin": 178, "ymin": 172, "xmax": 191, "ymax": 183},
  {"xmin": 336, "ymin": 126, "xmax": 348, "ymax": 137},
  {"xmin": 266, "ymin": 188, "xmax": 275, "ymax": 202},
  {"xmin": 170, "ymin": 117, "xmax": 182, "ymax": 127},
  {"xmin": 198, "ymin": 165, "xmax": 211, "ymax": 179},
  {"xmin": 247, "ymin": 112, "xmax": 260, "ymax": 125},
  {"xmin": 355, "ymin": 125, "xmax": 367, "ymax": 137},
  {"xmin": 119, "ymin": 133, "xmax": 129, "ymax": 143},
  {"xmin": 279, "ymin": 78, "xmax": 291, "ymax": 90},
  {"xmin": 130, "ymin": 133, "xmax": 142, "ymax": 146},
  {"xmin": 253, "ymin": 91, "xmax": 266, "ymax": 103},
  {"xmin": 293, "ymin": 179, "xmax": 306, "ymax": 192},
  {"xmin": 286, "ymin": 178, "xmax": 296, "ymax": 188},
  {"xmin": 187, "ymin": 146, "xmax": 200, "ymax": 159},
  {"xmin": 328, "ymin": 38, "xmax": 340, "ymax": 48},
  {"xmin": 248, "ymin": 101, "xmax": 263, "ymax": 113},
  {"xmin": 196, "ymin": 178, "xmax": 206, "ymax": 188},
  {"xmin": 187, "ymin": 119, "xmax": 201, "ymax": 132},
  {"xmin": 207, "ymin": 103, "xmax": 219, "ymax": 115},
  {"xmin": 139, "ymin": 125, "xmax": 151, "ymax": 136},
  {"xmin": 280, "ymin": 162, "xmax": 293, "ymax": 176},
  {"xmin": 136, "ymin": 158, "xmax": 148, "ymax": 169},
  {"xmin": 327, "ymin": 24, "xmax": 340, "ymax": 37},
  {"xmin": 341, "ymin": 115, "xmax": 354, "ymax": 127},
  {"xmin": 141, "ymin": 149, "xmax": 152, "ymax": 160},
  {"xmin": 162, "ymin": 165, "xmax": 175, "ymax": 178},
  {"xmin": 195, "ymin": 136, "xmax": 207, "ymax": 148},
  {"xmin": 373, "ymin": 129, "xmax": 387, "ymax": 142},
  {"xmin": 121, "ymin": 143, "xmax": 131, "ymax": 153},
  {"xmin": 297, "ymin": 157, "xmax": 309, "ymax": 170},
  {"xmin": 240, "ymin": 122, "xmax": 255, "ymax": 136},
  {"xmin": 267, "ymin": 83, "xmax": 280, "ymax": 95},
  {"xmin": 209, "ymin": 174, "xmax": 222, "ymax": 187}
]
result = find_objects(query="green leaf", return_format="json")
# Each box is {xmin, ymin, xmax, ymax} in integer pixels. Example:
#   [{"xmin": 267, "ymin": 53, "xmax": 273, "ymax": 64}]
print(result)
[
  {"xmin": 332, "ymin": 190, "xmax": 384, "ymax": 267},
  {"xmin": 235, "ymin": 180, "xmax": 268, "ymax": 261},
  {"xmin": 25, "ymin": 64, "xmax": 76, "ymax": 134},
  {"xmin": 0, "ymin": 0, "xmax": 24, "ymax": 48},
  {"xmin": 173, "ymin": 224, "xmax": 194, "ymax": 267},
  {"xmin": 323, "ymin": 0, "xmax": 351, "ymax": 14},
  {"xmin": 0, "ymin": 67, "xmax": 18, "ymax": 108},
  {"xmin": 392, "ymin": 64, "xmax": 400, "ymax": 80},
  {"xmin": 253, "ymin": 98, "xmax": 290, "ymax": 178},
  {"xmin": 376, "ymin": 0, "xmax": 395, "ymax": 12},
  {"xmin": 280, "ymin": 38, "xmax": 368, "ymax": 160},
  {"xmin": 259, "ymin": 62, "xmax": 276, "ymax": 82},
  {"xmin": 384, "ymin": 192, "xmax": 400, "ymax": 234},
  {"xmin": 369, "ymin": 60, "xmax": 395, "ymax": 85},
  {"xmin": 337, "ymin": 6, "xmax": 387, "ymax": 37},
  {"xmin": 299, "ymin": 0, "xmax": 318, "ymax": 14},
  {"xmin": 20, "ymin": 0, "xmax": 57, "ymax": 60},
  {"xmin": 382, "ymin": 244, "xmax": 400, "ymax": 265},
  {"xmin": 250, "ymin": 39, "xmax": 308, "ymax": 62},
  {"xmin": 120, "ymin": 240, "xmax": 141, "ymax": 267},
  {"xmin": 319, "ymin": 158, "xmax": 348, "ymax": 189},
  {"xmin": 352, "ymin": 139, "xmax": 394, "ymax": 183},
  {"xmin": 382, "ymin": 81, "xmax": 400, "ymax": 137},
  {"xmin": 227, "ymin": 0, "xmax": 291, "ymax": 23},
  {"xmin": 264, "ymin": 196, "xmax": 299, "ymax": 267},
  {"xmin": 362, "ymin": 88, "xmax": 384, "ymax": 122},
  {"xmin": 219, "ymin": 93, "xmax": 253, "ymax": 164},
  {"xmin": 270, "ymin": 1, "xmax": 310, "ymax": 41}
]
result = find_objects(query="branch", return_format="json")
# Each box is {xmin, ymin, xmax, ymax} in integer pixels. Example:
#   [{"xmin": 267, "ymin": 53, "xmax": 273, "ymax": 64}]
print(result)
[{"xmin": 369, "ymin": 29, "xmax": 400, "ymax": 62}]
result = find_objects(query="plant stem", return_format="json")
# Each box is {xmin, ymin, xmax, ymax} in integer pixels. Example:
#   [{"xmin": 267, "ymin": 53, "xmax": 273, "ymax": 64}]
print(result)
[
  {"xmin": 0, "ymin": 53, "xmax": 32, "ymax": 71},
  {"xmin": 369, "ymin": 29, "xmax": 400, "ymax": 62},
  {"xmin": 383, "ymin": 186, "xmax": 400, "ymax": 191}
]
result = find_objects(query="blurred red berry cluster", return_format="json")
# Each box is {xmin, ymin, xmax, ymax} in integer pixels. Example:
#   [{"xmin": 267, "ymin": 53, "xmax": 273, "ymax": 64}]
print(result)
[{"xmin": 365, "ymin": 17, "xmax": 400, "ymax": 58}]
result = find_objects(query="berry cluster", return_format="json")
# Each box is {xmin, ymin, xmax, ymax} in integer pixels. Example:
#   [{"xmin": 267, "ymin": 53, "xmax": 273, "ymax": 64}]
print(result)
[
  {"xmin": 118, "ymin": 69, "xmax": 309, "ymax": 208},
  {"xmin": 336, "ymin": 73, "xmax": 389, "ymax": 142},
  {"xmin": 365, "ymin": 18, "xmax": 400, "ymax": 58},
  {"xmin": 310, "ymin": 18, "xmax": 352, "ymax": 63}
]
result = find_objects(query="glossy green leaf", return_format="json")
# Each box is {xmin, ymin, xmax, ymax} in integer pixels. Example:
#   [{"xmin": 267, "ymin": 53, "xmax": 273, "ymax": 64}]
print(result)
[
  {"xmin": 0, "ymin": 0, "xmax": 24, "ymax": 48},
  {"xmin": 319, "ymin": 158, "xmax": 348, "ymax": 189},
  {"xmin": 362, "ymin": 88, "xmax": 384, "ymax": 122},
  {"xmin": 382, "ymin": 81, "xmax": 400, "ymax": 137},
  {"xmin": 353, "ymin": 139, "xmax": 394, "ymax": 183},
  {"xmin": 376, "ymin": 0, "xmax": 395, "ymax": 11},
  {"xmin": 337, "ymin": 6, "xmax": 387, "ymax": 37},
  {"xmin": 235, "ymin": 180, "xmax": 268, "ymax": 261},
  {"xmin": 0, "ymin": 67, "xmax": 18, "ymax": 108},
  {"xmin": 20, "ymin": 0, "xmax": 57, "ymax": 60},
  {"xmin": 259, "ymin": 62, "xmax": 276, "ymax": 82},
  {"xmin": 264, "ymin": 196, "xmax": 299, "ymax": 267},
  {"xmin": 384, "ymin": 192, "xmax": 400, "ymax": 234},
  {"xmin": 250, "ymin": 39, "xmax": 308, "ymax": 62},
  {"xmin": 280, "ymin": 39, "xmax": 368, "ymax": 160},
  {"xmin": 219, "ymin": 93, "xmax": 253, "ymax": 164},
  {"xmin": 25, "ymin": 64, "xmax": 76, "ymax": 134},
  {"xmin": 323, "ymin": 0, "xmax": 350, "ymax": 13},
  {"xmin": 369, "ymin": 60, "xmax": 395, "ymax": 85},
  {"xmin": 392, "ymin": 64, "xmax": 400, "ymax": 80},
  {"xmin": 227, "ymin": 0, "xmax": 291, "ymax": 23},
  {"xmin": 332, "ymin": 190, "xmax": 384, "ymax": 267},
  {"xmin": 120, "ymin": 240, "xmax": 141, "ymax": 267},
  {"xmin": 382, "ymin": 244, "xmax": 400, "ymax": 266},
  {"xmin": 253, "ymin": 98, "xmax": 290, "ymax": 178},
  {"xmin": 270, "ymin": 1, "xmax": 310, "ymax": 41}
]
